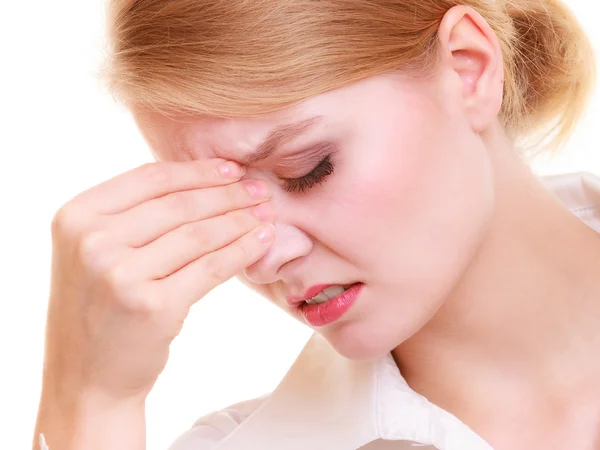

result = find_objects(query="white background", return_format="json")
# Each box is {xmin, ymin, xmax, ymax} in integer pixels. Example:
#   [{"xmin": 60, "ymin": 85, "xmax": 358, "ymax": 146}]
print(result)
[{"xmin": 1, "ymin": 1, "xmax": 598, "ymax": 449}]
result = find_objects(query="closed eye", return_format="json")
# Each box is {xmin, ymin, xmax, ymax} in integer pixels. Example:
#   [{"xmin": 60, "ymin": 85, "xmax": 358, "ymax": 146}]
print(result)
[{"xmin": 282, "ymin": 154, "xmax": 335, "ymax": 193}]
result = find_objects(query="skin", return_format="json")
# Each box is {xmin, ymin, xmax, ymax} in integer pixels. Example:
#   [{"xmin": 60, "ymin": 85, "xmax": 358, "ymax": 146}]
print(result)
[
  {"xmin": 134, "ymin": 8, "xmax": 499, "ymax": 362},
  {"xmin": 46, "ymin": 5, "xmax": 599, "ymax": 450},
  {"xmin": 135, "ymin": 7, "xmax": 600, "ymax": 448}
]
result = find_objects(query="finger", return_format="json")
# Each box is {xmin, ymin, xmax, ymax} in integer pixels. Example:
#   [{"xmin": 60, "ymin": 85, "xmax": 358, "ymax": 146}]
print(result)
[
  {"xmin": 108, "ymin": 179, "xmax": 272, "ymax": 248},
  {"xmin": 72, "ymin": 159, "xmax": 246, "ymax": 215},
  {"xmin": 155, "ymin": 223, "xmax": 276, "ymax": 307},
  {"xmin": 124, "ymin": 203, "xmax": 274, "ymax": 280}
]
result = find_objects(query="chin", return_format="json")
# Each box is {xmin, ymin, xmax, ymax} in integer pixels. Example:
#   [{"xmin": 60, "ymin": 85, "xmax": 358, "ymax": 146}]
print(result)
[{"xmin": 322, "ymin": 320, "xmax": 403, "ymax": 361}]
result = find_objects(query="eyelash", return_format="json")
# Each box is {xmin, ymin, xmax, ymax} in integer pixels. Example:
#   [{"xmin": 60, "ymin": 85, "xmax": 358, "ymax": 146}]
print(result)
[{"xmin": 283, "ymin": 154, "xmax": 335, "ymax": 193}]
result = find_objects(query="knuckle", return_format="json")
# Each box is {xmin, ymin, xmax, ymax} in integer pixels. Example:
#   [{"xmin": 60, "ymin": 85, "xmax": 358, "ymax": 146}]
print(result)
[
  {"xmin": 204, "ymin": 253, "xmax": 229, "ymax": 284},
  {"xmin": 51, "ymin": 203, "xmax": 85, "ymax": 237},
  {"xmin": 115, "ymin": 282, "xmax": 161, "ymax": 315},
  {"xmin": 230, "ymin": 235, "xmax": 256, "ymax": 267},
  {"xmin": 226, "ymin": 210, "xmax": 257, "ymax": 232},
  {"xmin": 141, "ymin": 162, "xmax": 171, "ymax": 189},
  {"xmin": 77, "ymin": 228, "xmax": 110, "ymax": 267},
  {"xmin": 181, "ymin": 221, "xmax": 210, "ymax": 247},
  {"xmin": 197, "ymin": 159, "xmax": 220, "ymax": 180},
  {"xmin": 201, "ymin": 224, "xmax": 262, "ymax": 286},
  {"xmin": 238, "ymin": 237, "xmax": 256, "ymax": 262},
  {"xmin": 165, "ymin": 191, "xmax": 194, "ymax": 221},
  {"xmin": 226, "ymin": 182, "xmax": 245, "ymax": 205},
  {"xmin": 128, "ymin": 289, "xmax": 162, "ymax": 315},
  {"xmin": 104, "ymin": 263, "xmax": 130, "ymax": 291}
]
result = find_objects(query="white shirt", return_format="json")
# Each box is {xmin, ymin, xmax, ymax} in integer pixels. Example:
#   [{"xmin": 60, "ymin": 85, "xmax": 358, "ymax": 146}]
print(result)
[{"xmin": 40, "ymin": 171, "xmax": 600, "ymax": 450}]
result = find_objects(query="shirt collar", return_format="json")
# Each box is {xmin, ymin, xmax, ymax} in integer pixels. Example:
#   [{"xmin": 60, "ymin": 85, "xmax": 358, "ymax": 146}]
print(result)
[
  {"xmin": 215, "ymin": 171, "xmax": 600, "ymax": 450},
  {"xmin": 541, "ymin": 171, "xmax": 600, "ymax": 231},
  {"xmin": 214, "ymin": 332, "xmax": 493, "ymax": 450}
]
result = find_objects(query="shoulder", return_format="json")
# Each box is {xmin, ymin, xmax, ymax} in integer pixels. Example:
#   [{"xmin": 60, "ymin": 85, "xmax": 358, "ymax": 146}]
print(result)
[{"xmin": 168, "ymin": 393, "xmax": 271, "ymax": 450}]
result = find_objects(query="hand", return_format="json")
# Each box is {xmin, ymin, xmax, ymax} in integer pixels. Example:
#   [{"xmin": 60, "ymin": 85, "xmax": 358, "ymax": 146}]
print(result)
[{"xmin": 44, "ymin": 159, "xmax": 275, "ymax": 400}]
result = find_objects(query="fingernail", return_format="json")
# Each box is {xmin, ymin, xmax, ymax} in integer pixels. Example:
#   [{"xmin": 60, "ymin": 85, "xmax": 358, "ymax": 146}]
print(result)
[
  {"xmin": 219, "ymin": 161, "xmax": 245, "ymax": 178},
  {"xmin": 255, "ymin": 224, "xmax": 275, "ymax": 243}
]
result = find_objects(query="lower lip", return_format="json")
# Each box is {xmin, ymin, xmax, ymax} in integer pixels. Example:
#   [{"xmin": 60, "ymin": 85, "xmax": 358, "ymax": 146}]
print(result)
[{"xmin": 299, "ymin": 283, "xmax": 364, "ymax": 327}]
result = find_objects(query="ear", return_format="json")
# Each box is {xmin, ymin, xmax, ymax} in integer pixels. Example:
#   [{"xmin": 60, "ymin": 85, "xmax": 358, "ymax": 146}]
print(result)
[{"xmin": 437, "ymin": 6, "xmax": 504, "ymax": 133}]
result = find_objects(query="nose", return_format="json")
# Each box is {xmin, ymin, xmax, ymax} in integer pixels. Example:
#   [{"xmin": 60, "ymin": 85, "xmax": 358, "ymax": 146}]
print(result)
[{"xmin": 243, "ymin": 222, "xmax": 313, "ymax": 285}]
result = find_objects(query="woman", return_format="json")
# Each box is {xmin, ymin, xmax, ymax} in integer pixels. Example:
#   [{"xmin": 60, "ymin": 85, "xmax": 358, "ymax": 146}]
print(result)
[{"xmin": 34, "ymin": 0, "xmax": 600, "ymax": 449}]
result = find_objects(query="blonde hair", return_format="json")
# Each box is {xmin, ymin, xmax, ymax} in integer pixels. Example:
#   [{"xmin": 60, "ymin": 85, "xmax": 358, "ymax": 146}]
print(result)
[{"xmin": 102, "ymin": 0, "xmax": 597, "ymax": 153}]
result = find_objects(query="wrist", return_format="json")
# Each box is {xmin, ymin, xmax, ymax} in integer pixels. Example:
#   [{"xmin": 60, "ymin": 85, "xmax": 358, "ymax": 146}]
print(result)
[{"xmin": 35, "ymin": 386, "xmax": 146, "ymax": 450}]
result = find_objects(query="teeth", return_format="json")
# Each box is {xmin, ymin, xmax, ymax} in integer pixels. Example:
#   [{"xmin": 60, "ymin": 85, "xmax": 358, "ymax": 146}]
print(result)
[
  {"xmin": 305, "ymin": 285, "xmax": 353, "ymax": 305},
  {"xmin": 321, "ymin": 285, "xmax": 346, "ymax": 299}
]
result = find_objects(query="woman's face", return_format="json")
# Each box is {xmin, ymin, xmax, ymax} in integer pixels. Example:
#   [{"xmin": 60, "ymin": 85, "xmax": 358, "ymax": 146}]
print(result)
[{"xmin": 133, "ymin": 71, "xmax": 495, "ymax": 360}]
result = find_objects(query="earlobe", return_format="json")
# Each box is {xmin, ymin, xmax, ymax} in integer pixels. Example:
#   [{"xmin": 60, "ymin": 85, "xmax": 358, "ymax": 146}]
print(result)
[{"xmin": 437, "ymin": 6, "xmax": 504, "ymax": 132}]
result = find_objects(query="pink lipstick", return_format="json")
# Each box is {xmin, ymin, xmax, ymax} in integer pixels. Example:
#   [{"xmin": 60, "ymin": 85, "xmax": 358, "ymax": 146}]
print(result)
[{"xmin": 297, "ymin": 283, "xmax": 364, "ymax": 327}]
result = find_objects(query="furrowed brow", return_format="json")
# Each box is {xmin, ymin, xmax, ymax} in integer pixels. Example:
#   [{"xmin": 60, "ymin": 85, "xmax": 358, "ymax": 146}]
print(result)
[{"xmin": 240, "ymin": 115, "xmax": 323, "ymax": 165}]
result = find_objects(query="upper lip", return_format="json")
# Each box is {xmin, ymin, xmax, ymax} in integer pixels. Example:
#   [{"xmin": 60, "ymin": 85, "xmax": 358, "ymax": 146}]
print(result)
[{"xmin": 286, "ymin": 283, "xmax": 358, "ymax": 307}]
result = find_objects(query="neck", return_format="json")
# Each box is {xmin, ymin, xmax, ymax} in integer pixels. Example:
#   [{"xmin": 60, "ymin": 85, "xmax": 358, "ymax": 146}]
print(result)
[{"xmin": 392, "ymin": 125, "xmax": 600, "ymax": 419}]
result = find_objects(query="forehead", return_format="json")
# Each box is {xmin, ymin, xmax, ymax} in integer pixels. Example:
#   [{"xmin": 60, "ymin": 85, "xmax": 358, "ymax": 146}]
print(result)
[
  {"xmin": 132, "ymin": 72, "xmax": 426, "ymax": 162},
  {"xmin": 133, "ymin": 95, "xmax": 327, "ymax": 163}
]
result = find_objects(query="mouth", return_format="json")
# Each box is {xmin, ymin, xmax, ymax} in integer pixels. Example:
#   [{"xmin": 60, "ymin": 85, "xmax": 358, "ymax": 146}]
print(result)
[
  {"xmin": 286, "ymin": 282, "xmax": 360, "ymax": 307},
  {"xmin": 296, "ymin": 283, "xmax": 364, "ymax": 327}
]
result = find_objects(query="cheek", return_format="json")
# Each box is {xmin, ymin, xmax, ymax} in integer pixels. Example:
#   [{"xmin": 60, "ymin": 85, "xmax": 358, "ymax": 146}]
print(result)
[
  {"xmin": 303, "ymin": 102, "xmax": 435, "ymax": 251},
  {"xmin": 338, "ymin": 91, "xmax": 446, "ymax": 220},
  {"xmin": 345, "ymin": 108, "xmax": 494, "ymax": 288},
  {"xmin": 319, "ymin": 119, "xmax": 494, "ymax": 359}
]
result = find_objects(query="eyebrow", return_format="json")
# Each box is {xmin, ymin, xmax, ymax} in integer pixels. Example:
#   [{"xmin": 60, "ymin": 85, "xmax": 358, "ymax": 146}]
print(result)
[{"xmin": 239, "ymin": 115, "xmax": 323, "ymax": 165}]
